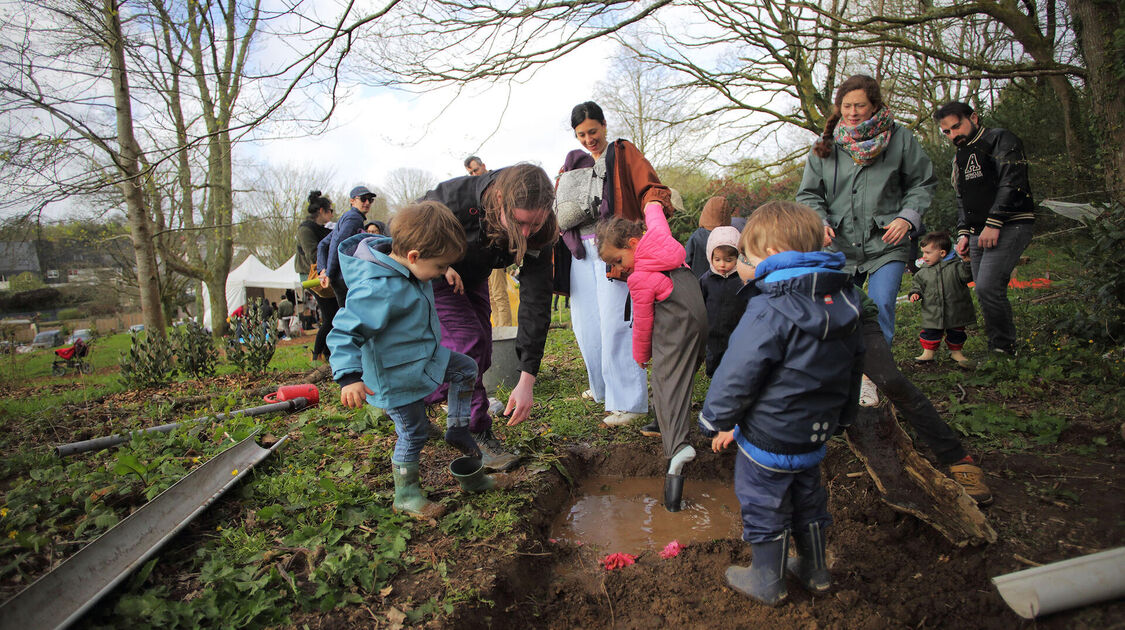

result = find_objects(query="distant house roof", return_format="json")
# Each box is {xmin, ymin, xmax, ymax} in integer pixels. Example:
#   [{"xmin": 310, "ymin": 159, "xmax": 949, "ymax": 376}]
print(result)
[{"xmin": 0, "ymin": 242, "xmax": 40, "ymax": 276}]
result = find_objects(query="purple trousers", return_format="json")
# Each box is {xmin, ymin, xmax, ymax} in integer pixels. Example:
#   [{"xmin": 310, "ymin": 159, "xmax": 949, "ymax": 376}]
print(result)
[{"xmin": 425, "ymin": 278, "xmax": 494, "ymax": 432}]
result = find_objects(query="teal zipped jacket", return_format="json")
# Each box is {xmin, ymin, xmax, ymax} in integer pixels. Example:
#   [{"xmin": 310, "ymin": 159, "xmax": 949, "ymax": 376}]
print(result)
[{"xmin": 327, "ymin": 233, "xmax": 451, "ymax": 409}]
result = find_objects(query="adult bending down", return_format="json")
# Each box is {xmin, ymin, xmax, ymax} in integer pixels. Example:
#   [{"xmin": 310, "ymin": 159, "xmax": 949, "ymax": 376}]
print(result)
[
  {"xmin": 796, "ymin": 75, "xmax": 936, "ymax": 346},
  {"xmin": 421, "ymin": 164, "xmax": 558, "ymax": 471},
  {"xmin": 557, "ymin": 100, "xmax": 671, "ymax": 428},
  {"xmin": 296, "ymin": 191, "xmax": 337, "ymax": 361}
]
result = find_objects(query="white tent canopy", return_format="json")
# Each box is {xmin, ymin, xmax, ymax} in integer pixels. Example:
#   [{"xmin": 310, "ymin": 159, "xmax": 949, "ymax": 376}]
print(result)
[{"xmin": 200, "ymin": 255, "xmax": 303, "ymax": 329}]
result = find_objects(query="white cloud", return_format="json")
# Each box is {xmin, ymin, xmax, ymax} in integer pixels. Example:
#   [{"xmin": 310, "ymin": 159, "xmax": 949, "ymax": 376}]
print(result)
[{"xmin": 251, "ymin": 37, "xmax": 619, "ymax": 193}]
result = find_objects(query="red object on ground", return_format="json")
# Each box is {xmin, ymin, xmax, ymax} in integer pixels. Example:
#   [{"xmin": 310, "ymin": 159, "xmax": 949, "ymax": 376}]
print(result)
[
  {"xmin": 1008, "ymin": 277, "xmax": 1052, "ymax": 289},
  {"xmin": 264, "ymin": 384, "xmax": 319, "ymax": 406},
  {"xmin": 659, "ymin": 540, "xmax": 684, "ymax": 559},
  {"xmin": 601, "ymin": 552, "xmax": 637, "ymax": 571}
]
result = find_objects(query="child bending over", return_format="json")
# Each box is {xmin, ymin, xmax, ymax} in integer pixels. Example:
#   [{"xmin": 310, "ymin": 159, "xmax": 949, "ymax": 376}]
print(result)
[
  {"xmin": 699, "ymin": 226, "xmax": 749, "ymax": 376},
  {"xmin": 328, "ymin": 201, "xmax": 494, "ymax": 520},
  {"xmin": 700, "ymin": 201, "xmax": 865, "ymax": 606},
  {"xmin": 909, "ymin": 230, "xmax": 976, "ymax": 368},
  {"xmin": 596, "ymin": 202, "xmax": 708, "ymax": 512}
]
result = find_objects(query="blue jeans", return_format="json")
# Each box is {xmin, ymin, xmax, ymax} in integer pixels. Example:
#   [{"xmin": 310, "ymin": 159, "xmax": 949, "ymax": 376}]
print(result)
[
  {"xmin": 387, "ymin": 351, "xmax": 477, "ymax": 462},
  {"xmin": 854, "ymin": 261, "xmax": 905, "ymax": 345},
  {"xmin": 969, "ymin": 223, "xmax": 1033, "ymax": 352}
]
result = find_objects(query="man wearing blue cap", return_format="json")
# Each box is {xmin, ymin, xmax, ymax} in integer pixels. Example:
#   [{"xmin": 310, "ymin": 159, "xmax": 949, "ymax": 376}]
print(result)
[{"xmin": 319, "ymin": 185, "xmax": 377, "ymax": 306}]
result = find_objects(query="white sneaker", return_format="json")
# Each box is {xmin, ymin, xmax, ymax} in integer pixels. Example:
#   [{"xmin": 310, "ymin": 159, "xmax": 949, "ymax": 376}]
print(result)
[
  {"xmin": 603, "ymin": 411, "xmax": 645, "ymax": 427},
  {"xmin": 488, "ymin": 397, "xmax": 504, "ymax": 416},
  {"xmin": 581, "ymin": 389, "xmax": 597, "ymax": 401},
  {"xmin": 859, "ymin": 375, "xmax": 879, "ymax": 407}
]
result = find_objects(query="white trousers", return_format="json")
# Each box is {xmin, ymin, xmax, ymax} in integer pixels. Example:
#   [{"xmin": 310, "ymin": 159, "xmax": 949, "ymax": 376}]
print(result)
[{"xmin": 569, "ymin": 237, "xmax": 648, "ymax": 413}]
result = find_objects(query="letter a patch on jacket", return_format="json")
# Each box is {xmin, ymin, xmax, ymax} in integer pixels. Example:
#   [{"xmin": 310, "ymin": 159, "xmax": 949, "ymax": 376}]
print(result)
[{"xmin": 964, "ymin": 153, "xmax": 983, "ymax": 180}]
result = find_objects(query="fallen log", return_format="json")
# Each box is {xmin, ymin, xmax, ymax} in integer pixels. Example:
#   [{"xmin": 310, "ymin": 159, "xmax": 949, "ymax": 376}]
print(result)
[{"xmin": 846, "ymin": 402, "xmax": 997, "ymax": 547}]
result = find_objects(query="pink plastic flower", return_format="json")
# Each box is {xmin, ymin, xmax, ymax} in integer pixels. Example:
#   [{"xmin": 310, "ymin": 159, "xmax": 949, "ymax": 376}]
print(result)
[
  {"xmin": 659, "ymin": 540, "xmax": 684, "ymax": 559},
  {"xmin": 601, "ymin": 552, "xmax": 637, "ymax": 571}
]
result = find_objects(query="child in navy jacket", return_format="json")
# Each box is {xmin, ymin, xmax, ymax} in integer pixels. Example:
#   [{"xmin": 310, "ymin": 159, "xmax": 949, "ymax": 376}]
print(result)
[
  {"xmin": 698, "ymin": 225, "xmax": 748, "ymax": 376},
  {"xmin": 701, "ymin": 201, "xmax": 865, "ymax": 606}
]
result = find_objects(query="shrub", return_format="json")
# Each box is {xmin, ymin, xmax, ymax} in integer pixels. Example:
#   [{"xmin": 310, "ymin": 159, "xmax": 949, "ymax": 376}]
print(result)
[
  {"xmin": 119, "ymin": 330, "xmax": 176, "ymax": 388},
  {"xmin": 225, "ymin": 300, "xmax": 278, "ymax": 373},
  {"xmin": 57, "ymin": 307, "xmax": 82, "ymax": 320},
  {"xmin": 172, "ymin": 320, "xmax": 219, "ymax": 379},
  {"xmin": 1051, "ymin": 203, "xmax": 1125, "ymax": 347}
]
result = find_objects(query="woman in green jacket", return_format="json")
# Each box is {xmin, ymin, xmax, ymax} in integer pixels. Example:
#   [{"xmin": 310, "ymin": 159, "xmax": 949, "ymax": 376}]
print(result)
[{"xmin": 796, "ymin": 74, "xmax": 936, "ymax": 346}]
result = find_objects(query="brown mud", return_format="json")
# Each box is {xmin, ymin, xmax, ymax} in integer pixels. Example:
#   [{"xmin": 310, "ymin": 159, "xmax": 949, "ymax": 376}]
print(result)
[
  {"xmin": 426, "ymin": 434, "xmax": 1124, "ymax": 630},
  {"xmin": 5, "ymin": 361, "xmax": 1123, "ymax": 629}
]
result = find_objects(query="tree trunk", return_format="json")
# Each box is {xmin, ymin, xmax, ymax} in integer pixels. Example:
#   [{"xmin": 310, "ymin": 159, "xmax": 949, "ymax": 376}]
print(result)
[
  {"xmin": 1067, "ymin": 0, "xmax": 1125, "ymax": 202},
  {"xmin": 205, "ymin": 275, "xmax": 229, "ymax": 336},
  {"xmin": 846, "ymin": 403, "xmax": 997, "ymax": 547},
  {"xmin": 104, "ymin": 0, "xmax": 165, "ymax": 340}
]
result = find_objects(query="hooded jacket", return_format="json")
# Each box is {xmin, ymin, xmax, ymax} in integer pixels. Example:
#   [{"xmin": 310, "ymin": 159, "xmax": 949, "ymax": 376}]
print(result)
[
  {"xmin": 698, "ymin": 226, "xmax": 746, "ymax": 375},
  {"xmin": 421, "ymin": 169, "xmax": 554, "ymax": 376},
  {"xmin": 628, "ymin": 202, "xmax": 687, "ymax": 364},
  {"xmin": 700, "ymin": 250, "xmax": 865, "ymax": 468},
  {"xmin": 909, "ymin": 254, "xmax": 975, "ymax": 330},
  {"xmin": 685, "ymin": 196, "xmax": 734, "ymax": 277},
  {"xmin": 796, "ymin": 124, "xmax": 936, "ymax": 275},
  {"xmin": 327, "ymin": 234, "xmax": 451, "ymax": 409}
]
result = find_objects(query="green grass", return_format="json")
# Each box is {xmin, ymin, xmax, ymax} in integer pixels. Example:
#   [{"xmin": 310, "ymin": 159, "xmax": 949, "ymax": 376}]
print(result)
[{"xmin": 1, "ymin": 244, "xmax": 1121, "ymax": 626}]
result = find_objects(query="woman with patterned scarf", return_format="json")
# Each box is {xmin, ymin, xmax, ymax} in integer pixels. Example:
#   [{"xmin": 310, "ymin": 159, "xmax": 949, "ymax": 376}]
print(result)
[{"xmin": 797, "ymin": 74, "xmax": 936, "ymax": 348}]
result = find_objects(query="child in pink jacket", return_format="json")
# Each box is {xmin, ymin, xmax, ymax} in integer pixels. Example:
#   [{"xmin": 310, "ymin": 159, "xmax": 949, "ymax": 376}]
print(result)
[{"xmin": 596, "ymin": 202, "xmax": 708, "ymax": 512}]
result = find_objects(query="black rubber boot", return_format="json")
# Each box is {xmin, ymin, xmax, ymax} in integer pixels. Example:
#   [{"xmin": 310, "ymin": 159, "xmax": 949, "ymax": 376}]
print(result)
[
  {"xmin": 444, "ymin": 425, "xmax": 481, "ymax": 458},
  {"xmin": 664, "ymin": 474, "xmax": 685, "ymax": 512},
  {"xmin": 787, "ymin": 522, "xmax": 831, "ymax": 594},
  {"xmin": 725, "ymin": 533, "xmax": 789, "ymax": 606}
]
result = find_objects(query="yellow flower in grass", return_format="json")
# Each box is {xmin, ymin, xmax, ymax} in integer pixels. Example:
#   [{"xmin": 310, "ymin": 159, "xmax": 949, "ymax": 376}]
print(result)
[
  {"xmin": 7, "ymin": 530, "xmax": 15, "ymax": 539},
  {"xmin": 1, "ymin": 507, "xmax": 8, "ymax": 518},
  {"xmin": 231, "ymin": 469, "xmax": 239, "ymax": 476}
]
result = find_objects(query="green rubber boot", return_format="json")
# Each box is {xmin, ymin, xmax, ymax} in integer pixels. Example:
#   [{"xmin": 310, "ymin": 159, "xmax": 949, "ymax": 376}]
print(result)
[
  {"xmin": 449, "ymin": 456, "xmax": 496, "ymax": 493},
  {"xmin": 391, "ymin": 460, "xmax": 445, "ymax": 519}
]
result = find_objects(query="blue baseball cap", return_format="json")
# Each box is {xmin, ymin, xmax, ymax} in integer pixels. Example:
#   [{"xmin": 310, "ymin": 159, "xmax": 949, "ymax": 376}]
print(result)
[{"xmin": 349, "ymin": 185, "xmax": 375, "ymax": 199}]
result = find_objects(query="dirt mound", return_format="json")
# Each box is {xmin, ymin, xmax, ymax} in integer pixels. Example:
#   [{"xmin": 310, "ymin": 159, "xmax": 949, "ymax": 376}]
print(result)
[{"xmin": 438, "ymin": 439, "xmax": 1124, "ymax": 629}]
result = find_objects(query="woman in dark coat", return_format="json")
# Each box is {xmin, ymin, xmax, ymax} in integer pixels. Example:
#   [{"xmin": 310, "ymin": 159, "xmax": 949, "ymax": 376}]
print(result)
[
  {"xmin": 421, "ymin": 164, "xmax": 558, "ymax": 471},
  {"xmin": 296, "ymin": 191, "xmax": 336, "ymax": 361}
]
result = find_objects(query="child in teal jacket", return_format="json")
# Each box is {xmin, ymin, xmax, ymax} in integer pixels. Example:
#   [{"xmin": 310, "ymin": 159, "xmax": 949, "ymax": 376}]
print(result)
[{"xmin": 328, "ymin": 201, "xmax": 493, "ymax": 519}]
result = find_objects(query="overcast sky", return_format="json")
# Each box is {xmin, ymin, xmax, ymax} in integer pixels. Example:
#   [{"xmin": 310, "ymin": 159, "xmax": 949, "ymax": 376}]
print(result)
[{"xmin": 250, "ymin": 36, "xmax": 620, "ymax": 196}]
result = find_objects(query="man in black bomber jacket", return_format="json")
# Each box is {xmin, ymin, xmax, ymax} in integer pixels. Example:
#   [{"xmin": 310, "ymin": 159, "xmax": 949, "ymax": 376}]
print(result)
[{"xmin": 935, "ymin": 101, "xmax": 1035, "ymax": 356}]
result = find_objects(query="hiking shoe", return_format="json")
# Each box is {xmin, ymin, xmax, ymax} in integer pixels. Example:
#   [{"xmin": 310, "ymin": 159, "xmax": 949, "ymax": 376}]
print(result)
[
  {"xmin": 604, "ymin": 411, "xmax": 645, "ymax": 427},
  {"xmin": 472, "ymin": 428, "xmax": 520, "ymax": 472},
  {"xmin": 950, "ymin": 463, "xmax": 993, "ymax": 506},
  {"xmin": 859, "ymin": 375, "xmax": 879, "ymax": 407},
  {"xmin": 639, "ymin": 421, "xmax": 661, "ymax": 437}
]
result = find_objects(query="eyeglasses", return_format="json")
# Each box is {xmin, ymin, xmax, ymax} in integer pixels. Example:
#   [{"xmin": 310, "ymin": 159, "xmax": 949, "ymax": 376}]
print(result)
[
  {"xmin": 738, "ymin": 252, "xmax": 755, "ymax": 267},
  {"xmin": 358, "ymin": 195, "xmax": 376, "ymax": 203}
]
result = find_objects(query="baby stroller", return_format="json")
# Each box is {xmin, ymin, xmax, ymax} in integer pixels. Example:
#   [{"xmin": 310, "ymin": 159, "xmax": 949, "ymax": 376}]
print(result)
[{"xmin": 53, "ymin": 338, "xmax": 93, "ymax": 376}]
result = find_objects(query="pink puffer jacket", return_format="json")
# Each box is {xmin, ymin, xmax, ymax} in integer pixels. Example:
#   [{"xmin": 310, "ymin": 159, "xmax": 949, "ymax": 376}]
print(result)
[{"xmin": 628, "ymin": 202, "xmax": 687, "ymax": 364}]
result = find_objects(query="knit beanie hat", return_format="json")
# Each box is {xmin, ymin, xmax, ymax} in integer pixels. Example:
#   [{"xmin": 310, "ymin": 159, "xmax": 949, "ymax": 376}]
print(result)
[
  {"xmin": 706, "ymin": 226, "xmax": 741, "ymax": 277},
  {"xmin": 699, "ymin": 196, "xmax": 732, "ymax": 230}
]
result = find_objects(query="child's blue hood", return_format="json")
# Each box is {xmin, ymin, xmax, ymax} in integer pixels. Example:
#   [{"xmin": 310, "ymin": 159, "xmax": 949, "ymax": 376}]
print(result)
[
  {"xmin": 756, "ymin": 250, "xmax": 845, "ymax": 281},
  {"xmin": 751, "ymin": 250, "xmax": 859, "ymax": 341},
  {"xmin": 337, "ymin": 233, "xmax": 411, "ymax": 282}
]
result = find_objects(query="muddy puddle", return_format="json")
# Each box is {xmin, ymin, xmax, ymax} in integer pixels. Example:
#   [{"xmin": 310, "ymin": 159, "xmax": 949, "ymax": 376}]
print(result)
[{"xmin": 549, "ymin": 475, "xmax": 743, "ymax": 555}]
